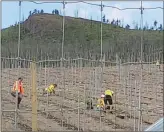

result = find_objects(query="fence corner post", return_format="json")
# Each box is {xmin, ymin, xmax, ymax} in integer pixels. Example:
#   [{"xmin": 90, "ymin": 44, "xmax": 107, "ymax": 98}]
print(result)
[{"xmin": 31, "ymin": 59, "xmax": 38, "ymax": 132}]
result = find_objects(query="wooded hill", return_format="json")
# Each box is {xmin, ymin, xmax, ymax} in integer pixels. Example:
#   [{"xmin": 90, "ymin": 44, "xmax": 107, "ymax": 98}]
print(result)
[{"xmin": 2, "ymin": 13, "xmax": 163, "ymax": 62}]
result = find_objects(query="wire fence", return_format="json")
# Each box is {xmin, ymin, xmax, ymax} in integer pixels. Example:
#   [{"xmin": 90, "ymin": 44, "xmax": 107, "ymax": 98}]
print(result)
[
  {"xmin": 1, "ymin": 1, "xmax": 163, "ymax": 132},
  {"xmin": 1, "ymin": 56, "xmax": 163, "ymax": 131}
]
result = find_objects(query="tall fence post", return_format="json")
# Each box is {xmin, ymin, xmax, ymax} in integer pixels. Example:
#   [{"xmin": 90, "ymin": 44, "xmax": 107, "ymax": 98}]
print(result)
[
  {"xmin": 0, "ymin": 5, "xmax": 2, "ymax": 128},
  {"xmin": 31, "ymin": 60, "xmax": 38, "ymax": 132}
]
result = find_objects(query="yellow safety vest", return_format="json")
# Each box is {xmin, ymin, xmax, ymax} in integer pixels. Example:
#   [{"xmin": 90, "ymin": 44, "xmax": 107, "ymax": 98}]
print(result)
[
  {"xmin": 105, "ymin": 90, "xmax": 114, "ymax": 96},
  {"xmin": 97, "ymin": 98, "xmax": 105, "ymax": 108},
  {"xmin": 45, "ymin": 84, "xmax": 55, "ymax": 93}
]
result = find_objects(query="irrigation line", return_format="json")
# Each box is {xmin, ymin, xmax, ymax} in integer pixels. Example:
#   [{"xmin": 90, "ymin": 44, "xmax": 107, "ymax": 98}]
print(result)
[
  {"xmin": 36, "ymin": 58, "xmax": 117, "ymax": 63},
  {"xmin": 32, "ymin": 57, "xmax": 161, "ymax": 64}
]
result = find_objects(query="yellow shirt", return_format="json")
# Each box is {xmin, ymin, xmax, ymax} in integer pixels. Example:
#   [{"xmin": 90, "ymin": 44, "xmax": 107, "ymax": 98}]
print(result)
[
  {"xmin": 97, "ymin": 98, "xmax": 105, "ymax": 108},
  {"xmin": 105, "ymin": 90, "xmax": 114, "ymax": 96},
  {"xmin": 45, "ymin": 84, "xmax": 55, "ymax": 93}
]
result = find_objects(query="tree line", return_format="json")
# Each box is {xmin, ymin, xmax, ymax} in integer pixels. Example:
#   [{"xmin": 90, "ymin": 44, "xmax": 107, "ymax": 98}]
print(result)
[
  {"xmin": 102, "ymin": 15, "xmax": 163, "ymax": 31},
  {"xmin": 27, "ymin": 9, "xmax": 163, "ymax": 31},
  {"xmin": 28, "ymin": 9, "xmax": 60, "ymax": 16}
]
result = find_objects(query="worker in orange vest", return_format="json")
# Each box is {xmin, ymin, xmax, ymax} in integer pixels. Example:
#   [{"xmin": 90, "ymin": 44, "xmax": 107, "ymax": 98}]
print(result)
[{"xmin": 11, "ymin": 77, "xmax": 24, "ymax": 109}]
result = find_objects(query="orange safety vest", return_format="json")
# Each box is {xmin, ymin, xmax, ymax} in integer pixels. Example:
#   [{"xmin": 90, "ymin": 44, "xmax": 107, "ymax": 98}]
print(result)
[{"xmin": 12, "ymin": 81, "xmax": 24, "ymax": 94}]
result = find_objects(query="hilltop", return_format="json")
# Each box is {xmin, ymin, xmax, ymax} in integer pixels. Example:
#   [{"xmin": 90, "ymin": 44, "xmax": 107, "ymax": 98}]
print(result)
[{"xmin": 2, "ymin": 13, "xmax": 163, "ymax": 62}]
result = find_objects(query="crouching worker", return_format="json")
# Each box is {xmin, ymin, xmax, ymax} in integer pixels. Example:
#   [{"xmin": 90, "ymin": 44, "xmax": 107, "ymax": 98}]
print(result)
[
  {"xmin": 104, "ymin": 89, "xmax": 114, "ymax": 110},
  {"xmin": 11, "ymin": 77, "xmax": 24, "ymax": 109},
  {"xmin": 43, "ymin": 84, "xmax": 57, "ymax": 96},
  {"xmin": 97, "ymin": 94, "xmax": 105, "ymax": 112}
]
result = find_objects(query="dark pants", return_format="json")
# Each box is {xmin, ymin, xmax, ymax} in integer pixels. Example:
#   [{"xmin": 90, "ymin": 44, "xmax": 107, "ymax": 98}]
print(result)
[
  {"xmin": 11, "ymin": 92, "xmax": 23, "ymax": 108},
  {"xmin": 104, "ymin": 95, "xmax": 113, "ymax": 105}
]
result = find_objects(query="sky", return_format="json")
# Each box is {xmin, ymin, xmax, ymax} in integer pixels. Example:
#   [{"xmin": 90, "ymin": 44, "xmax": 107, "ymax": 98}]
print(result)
[{"xmin": 2, "ymin": 1, "xmax": 163, "ymax": 29}]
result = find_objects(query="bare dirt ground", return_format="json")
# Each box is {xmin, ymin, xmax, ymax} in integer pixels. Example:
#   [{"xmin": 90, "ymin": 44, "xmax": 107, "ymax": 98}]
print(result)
[{"xmin": 1, "ymin": 63, "xmax": 163, "ymax": 131}]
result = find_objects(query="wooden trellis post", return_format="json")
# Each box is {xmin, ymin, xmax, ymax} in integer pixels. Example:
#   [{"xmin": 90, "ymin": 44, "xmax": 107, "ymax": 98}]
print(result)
[{"xmin": 31, "ymin": 60, "xmax": 38, "ymax": 131}]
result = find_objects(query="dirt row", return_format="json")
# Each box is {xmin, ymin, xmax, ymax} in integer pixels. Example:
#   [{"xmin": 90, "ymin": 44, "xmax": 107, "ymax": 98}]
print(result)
[
  {"xmin": 2, "ymin": 93, "xmax": 79, "ymax": 131},
  {"xmin": 1, "ymin": 65, "xmax": 163, "ymax": 131},
  {"xmin": 2, "ymin": 88, "xmax": 150, "ymax": 131},
  {"xmin": 36, "ymin": 81, "xmax": 162, "ymax": 125},
  {"xmin": 2, "ymin": 85, "xmax": 162, "ymax": 130},
  {"xmin": 2, "ymin": 89, "xmax": 124, "ymax": 131}
]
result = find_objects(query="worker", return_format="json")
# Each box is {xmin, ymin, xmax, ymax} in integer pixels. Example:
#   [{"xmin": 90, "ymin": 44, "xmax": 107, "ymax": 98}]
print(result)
[
  {"xmin": 11, "ymin": 77, "xmax": 24, "ymax": 109},
  {"xmin": 43, "ymin": 84, "xmax": 57, "ymax": 95},
  {"xmin": 97, "ymin": 94, "xmax": 105, "ymax": 111},
  {"xmin": 104, "ymin": 89, "xmax": 114, "ymax": 110}
]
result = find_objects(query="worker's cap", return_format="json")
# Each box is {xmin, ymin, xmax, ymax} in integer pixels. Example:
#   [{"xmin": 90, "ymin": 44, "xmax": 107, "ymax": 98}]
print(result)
[
  {"xmin": 18, "ymin": 77, "xmax": 23, "ymax": 81},
  {"xmin": 53, "ymin": 84, "xmax": 57, "ymax": 87},
  {"xmin": 101, "ymin": 94, "xmax": 105, "ymax": 98}
]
